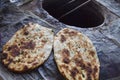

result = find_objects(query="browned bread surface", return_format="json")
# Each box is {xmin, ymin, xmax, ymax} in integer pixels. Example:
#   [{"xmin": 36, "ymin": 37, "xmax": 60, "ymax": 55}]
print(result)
[
  {"xmin": 2, "ymin": 23, "xmax": 54, "ymax": 72},
  {"xmin": 54, "ymin": 28, "xmax": 100, "ymax": 80}
]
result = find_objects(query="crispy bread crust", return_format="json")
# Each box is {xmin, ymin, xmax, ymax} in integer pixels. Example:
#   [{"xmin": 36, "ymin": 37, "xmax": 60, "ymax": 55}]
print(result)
[
  {"xmin": 2, "ymin": 23, "xmax": 54, "ymax": 72},
  {"xmin": 54, "ymin": 28, "xmax": 100, "ymax": 80}
]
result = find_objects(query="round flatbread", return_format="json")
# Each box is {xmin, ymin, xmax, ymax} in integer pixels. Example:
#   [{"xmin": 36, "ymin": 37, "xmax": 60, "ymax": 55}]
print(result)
[
  {"xmin": 54, "ymin": 28, "xmax": 100, "ymax": 80},
  {"xmin": 2, "ymin": 23, "xmax": 54, "ymax": 72}
]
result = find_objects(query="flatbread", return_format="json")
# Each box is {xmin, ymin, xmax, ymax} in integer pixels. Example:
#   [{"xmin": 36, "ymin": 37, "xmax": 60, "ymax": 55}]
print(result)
[
  {"xmin": 54, "ymin": 28, "xmax": 100, "ymax": 80},
  {"xmin": 2, "ymin": 23, "xmax": 54, "ymax": 72}
]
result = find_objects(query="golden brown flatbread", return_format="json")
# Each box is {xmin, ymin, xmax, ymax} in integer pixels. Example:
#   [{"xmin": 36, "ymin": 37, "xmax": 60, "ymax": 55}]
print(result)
[
  {"xmin": 54, "ymin": 28, "xmax": 100, "ymax": 80},
  {"xmin": 2, "ymin": 23, "xmax": 54, "ymax": 72}
]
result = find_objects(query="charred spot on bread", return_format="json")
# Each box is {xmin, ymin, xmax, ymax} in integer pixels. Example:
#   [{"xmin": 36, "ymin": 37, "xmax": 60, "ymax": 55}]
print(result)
[
  {"xmin": 10, "ymin": 45, "xmax": 20, "ymax": 57},
  {"xmin": 60, "ymin": 35, "xmax": 66, "ymax": 43},
  {"xmin": 70, "ymin": 67, "xmax": 79, "ymax": 78},
  {"xmin": 63, "ymin": 28, "xmax": 69, "ymax": 34},
  {"xmin": 63, "ymin": 58, "xmax": 70, "ymax": 64},
  {"xmin": 63, "ymin": 28, "xmax": 77, "ymax": 36},
  {"xmin": 69, "ymin": 31, "xmax": 78, "ymax": 36},
  {"xmin": 62, "ymin": 49, "xmax": 70, "ymax": 57},
  {"xmin": 93, "ymin": 66, "xmax": 98, "ymax": 79},
  {"xmin": 24, "ymin": 31, "xmax": 29, "ymax": 35},
  {"xmin": 20, "ymin": 40, "xmax": 36, "ymax": 50},
  {"xmin": 89, "ymin": 50, "xmax": 95, "ymax": 57},
  {"xmin": 1, "ymin": 53, "xmax": 8, "ymax": 59},
  {"xmin": 41, "ymin": 39, "xmax": 47, "ymax": 44},
  {"xmin": 24, "ymin": 65, "xmax": 28, "ymax": 70},
  {"xmin": 74, "ymin": 58, "xmax": 86, "ymax": 70}
]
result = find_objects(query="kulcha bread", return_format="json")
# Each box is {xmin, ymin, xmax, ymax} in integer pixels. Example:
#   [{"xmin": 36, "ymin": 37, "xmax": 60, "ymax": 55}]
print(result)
[
  {"xmin": 2, "ymin": 23, "xmax": 54, "ymax": 72},
  {"xmin": 54, "ymin": 28, "xmax": 100, "ymax": 80}
]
